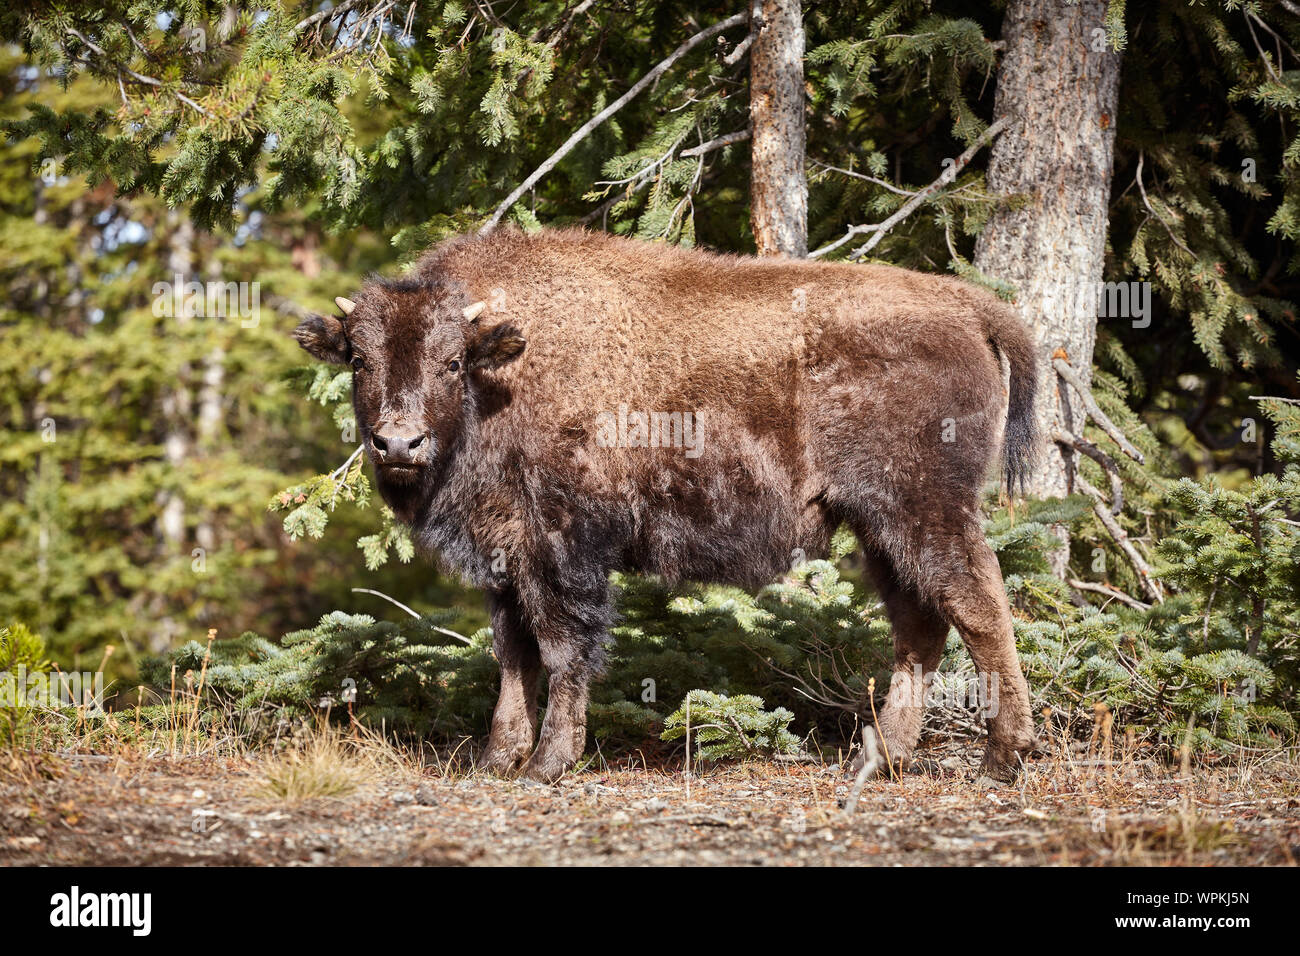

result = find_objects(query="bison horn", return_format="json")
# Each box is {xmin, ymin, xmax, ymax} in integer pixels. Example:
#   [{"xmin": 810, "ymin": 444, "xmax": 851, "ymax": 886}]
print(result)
[
  {"xmin": 335, "ymin": 296, "xmax": 356, "ymax": 316},
  {"xmin": 463, "ymin": 301, "xmax": 486, "ymax": 321}
]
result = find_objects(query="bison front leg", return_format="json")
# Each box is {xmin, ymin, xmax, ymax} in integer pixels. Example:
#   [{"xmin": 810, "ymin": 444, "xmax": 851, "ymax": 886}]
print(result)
[
  {"xmin": 863, "ymin": 556, "xmax": 950, "ymax": 775},
  {"xmin": 519, "ymin": 589, "xmax": 606, "ymax": 783},
  {"xmin": 521, "ymin": 664, "xmax": 592, "ymax": 784},
  {"xmin": 482, "ymin": 590, "xmax": 541, "ymax": 776}
]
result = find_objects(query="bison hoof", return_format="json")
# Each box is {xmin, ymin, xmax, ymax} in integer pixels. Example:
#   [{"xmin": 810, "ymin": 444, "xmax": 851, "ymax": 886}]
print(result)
[
  {"xmin": 481, "ymin": 740, "xmax": 532, "ymax": 777},
  {"xmin": 979, "ymin": 738, "xmax": 1037, "ymax": 782},
  {"xmin": 844, "ymin": 753, "xmax": 909, "ymax": 780},
  {"xmin": 842, "ymin": 727, "xmax": 910, "ymax": 779},
  {"xmin": 519, "ymin": 749, "xmax": 576, "ymax": 784}
]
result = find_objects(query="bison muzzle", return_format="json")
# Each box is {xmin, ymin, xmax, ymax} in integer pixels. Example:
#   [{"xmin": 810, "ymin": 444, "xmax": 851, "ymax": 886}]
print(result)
[{"xmin": 294, "ymin": 227, "xmax": 1041, "ymax": 783}]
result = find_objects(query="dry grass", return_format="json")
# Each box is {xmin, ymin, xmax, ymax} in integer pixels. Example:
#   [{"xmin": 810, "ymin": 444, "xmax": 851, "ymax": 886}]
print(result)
[
  {"xmin": 249, "ymin": 716, "xmax": 449, "ymax": 802},
  {"xmin": 1094, "ymin": 811, "xmax": 1245, "ymax": 866},
  {"xmin": 3, "ymin": 630, "xmax": 273, "ymax": 765},
  {"xmin": 4, "ymin": 670, "xmax": 1298, "ymax": 866},
  {"xmin": 3, "ymin": 739, "xmax": 1297, "ymax": 866},
  {"xmin": 252, "ymin": 728, "xmax": 372, "ymax": 802}
]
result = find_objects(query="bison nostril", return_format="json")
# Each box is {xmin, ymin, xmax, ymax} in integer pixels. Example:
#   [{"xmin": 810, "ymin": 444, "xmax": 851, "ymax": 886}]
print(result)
[
  {"xmin": 407, "ymin": 434, "xmax": 425, "ymax": 451},
  {"xmin": 371, "ymin": 434, "xmax": 388, "ymax": 453}
]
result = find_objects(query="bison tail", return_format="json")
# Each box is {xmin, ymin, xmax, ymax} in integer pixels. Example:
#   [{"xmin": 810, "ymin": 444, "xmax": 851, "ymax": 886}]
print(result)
[{"xmin": 985, "ymin": 306, "xmax": 1039, "ymax": 496}]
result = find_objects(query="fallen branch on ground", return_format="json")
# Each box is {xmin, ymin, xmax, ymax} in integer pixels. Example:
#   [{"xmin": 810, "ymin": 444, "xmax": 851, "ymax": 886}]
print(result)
[
  {"xmin": 635, "ymin": 814, "xmax": 737, "ymax": 827},
  {"xmin": 842, "ymin": 725, "xmax": 883, "ymax": 815}
]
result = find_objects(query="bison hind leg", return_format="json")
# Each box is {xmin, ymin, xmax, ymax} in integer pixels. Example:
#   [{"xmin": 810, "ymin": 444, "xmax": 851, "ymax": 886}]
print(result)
[
  {"xmin": 847, "ymin": 550, "xmax": 950, "ymax": 778},
  {"xmin": 915, "ymin": 528, "xmax": 1038, "ymax": 780}
]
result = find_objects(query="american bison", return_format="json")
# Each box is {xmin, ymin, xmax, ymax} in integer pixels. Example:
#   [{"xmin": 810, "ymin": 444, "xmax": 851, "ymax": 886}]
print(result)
[{"xmin": 294, "ymin": 227, "xmax": 1040, "ymax": 782}]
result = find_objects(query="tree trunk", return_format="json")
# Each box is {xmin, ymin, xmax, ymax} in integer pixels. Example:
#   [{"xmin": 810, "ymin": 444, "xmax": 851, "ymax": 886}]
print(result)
[
  {"xmin": 195, "ymin": 247, "xmax": 226, "ymax": 559},
  {"xmin": 749, "ymin": 0, "xmax": 806, "ymax": 257},
  {"xmin": 974, "ymin": 0, "xmax": 1121, "ymax": 525},
  {"xmin": 154, "ymin": 214, "xmax": 195, "ymax": 651}
]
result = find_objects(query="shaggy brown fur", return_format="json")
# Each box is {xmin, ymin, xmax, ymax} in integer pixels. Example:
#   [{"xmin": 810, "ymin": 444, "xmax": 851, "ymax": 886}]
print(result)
[{"xmin": 294, "ymin": 227, "xmax": 1040, "ymax": 783}]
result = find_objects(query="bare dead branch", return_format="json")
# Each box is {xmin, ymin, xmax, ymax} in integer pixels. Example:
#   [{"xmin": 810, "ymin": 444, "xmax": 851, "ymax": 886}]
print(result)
[
  {"xmin": 329, "ymin": 444, "xmax": 365, "ymax": 481},
  {"xmin": 809, "ymin": 159, "xmax": 918, "ymax": 197},
  {"xmin": 1052, "ymin": 357, "xmax": 1145, "ymax": 464},
  {"xmin": 1074, "ymin": 473, "xmax": 1164, "ymax": 603},
  {"xmin": 1244, "ymin": 9, "xmax": 1282, "ymax": 81},
  {"xmin": 351, "ymin": 588, "xmax": 473, "ymax": 645},
  {"xmin": 529, "ymin": 0, "xmax": 595, "ymax": 46},
  {"xmin": 480, "ymin": 11, "xmax": 748, "ymax": 234},
  {"xmin": 722, "ymin": 10, "xmax": 758, "ymax": 67},
  {"xmin": 1053, "ymin": 428, "xmax": 1124, "ymax": 513},
  {"xmin": 680, "ymin": 128, "xmax": 752, "ymax": 157},
  {"xmin": 1134, "ymin": 151, "xmax": 1197, "ymax": 260},
  {"xmin": 809, "ymin": 117, "xmax": 1008, "ymax": 260},
  {"xmin": 296, "ymin": 0, "xmax": 366, "ymax": 33},
  {"xmin": 1067, "ymin": 578, "xmax": 1151, "ymax": 611}
]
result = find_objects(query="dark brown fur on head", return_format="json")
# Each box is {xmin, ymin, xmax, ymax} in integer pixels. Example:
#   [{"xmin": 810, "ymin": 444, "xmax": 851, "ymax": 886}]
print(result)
[{"xmin": 294, "ymin": 277, "xmax": 525, "ymax": 505}]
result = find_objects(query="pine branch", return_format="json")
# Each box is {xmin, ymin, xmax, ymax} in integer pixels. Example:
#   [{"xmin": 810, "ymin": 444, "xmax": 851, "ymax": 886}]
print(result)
[
  {"xmin": 579, "ymin": 176, "xmax": 652, "ymax": 225},
  {"xmin": 480, "ymin": 11, "xmax": 748, "ymax": 234},
  {"xmin": 583, "ymin": 126, "xmax": 750, "ymax": 225},
  {"xmin": 64, "ymin": 28, "xmax": 213, "ymax": 117}
]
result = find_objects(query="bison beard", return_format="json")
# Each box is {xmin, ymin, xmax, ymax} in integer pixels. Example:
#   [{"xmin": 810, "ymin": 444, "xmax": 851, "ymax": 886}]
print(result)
[{"xmin": 294, "ymin": 227, "xmax": 1041, "ymax": 783}]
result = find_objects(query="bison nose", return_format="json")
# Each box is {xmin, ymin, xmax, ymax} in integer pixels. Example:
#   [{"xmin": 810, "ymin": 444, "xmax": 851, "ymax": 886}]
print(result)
[{"xmin": 370, "ymin": 424, "xmax": 428, "ymax": 464}]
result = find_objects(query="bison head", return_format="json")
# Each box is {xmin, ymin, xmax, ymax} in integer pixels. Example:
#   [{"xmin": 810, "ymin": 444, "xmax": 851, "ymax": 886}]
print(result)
[{"xmin": 293, "ymin": 278, "xmax": 525, "ymax": 497}]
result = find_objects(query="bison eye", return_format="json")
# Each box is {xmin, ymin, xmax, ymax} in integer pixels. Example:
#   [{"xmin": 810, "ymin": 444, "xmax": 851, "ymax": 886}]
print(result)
[
  {"xmin": 447, "ymin": 359, "xmax": 461, "ymax": 373},
  {"xmin": 350, "ymin": 355, "xmax": 365, "ymax": 372}
]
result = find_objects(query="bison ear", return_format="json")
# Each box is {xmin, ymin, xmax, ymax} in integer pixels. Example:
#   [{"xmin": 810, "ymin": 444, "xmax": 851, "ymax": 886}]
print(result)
[
  {"xmin": 467, "ymin": 322, "xmax": 526, "ymax": 372},
  {"xmin": 293, "ymin": 314, "xmax": 350, "ymax": 364}
]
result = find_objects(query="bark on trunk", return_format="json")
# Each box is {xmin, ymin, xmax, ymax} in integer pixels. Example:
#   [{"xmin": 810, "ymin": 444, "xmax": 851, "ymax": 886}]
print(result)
[
  {"xmin": 195, "ymin": 248, "xmax": 225, "ymax": 558},
  {"xmin": 749, "ymin": 0, "xmax": 807, "ymax": 257},
  {"xmin": 154, "ymin": 214, "xmax": 195, "ymax": 651},
  {"xmin": 974, "ymin": 0, "xmax": 1121, "ymax": 520}
]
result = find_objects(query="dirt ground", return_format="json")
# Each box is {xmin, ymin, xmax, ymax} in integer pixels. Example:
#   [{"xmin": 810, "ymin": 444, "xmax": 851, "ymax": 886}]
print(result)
[{"xmin": 3, "ymin": 741, "xmax": 1298, "ymax": 866}]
